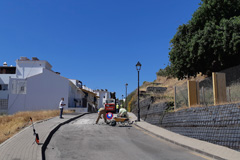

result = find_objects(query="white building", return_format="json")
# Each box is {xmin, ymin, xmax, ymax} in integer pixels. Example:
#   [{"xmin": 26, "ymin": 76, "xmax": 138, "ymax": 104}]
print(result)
[
  {"xmin": 68, "ymin": 79, "xmax": 99, "ymax": 112},
  {"xmin": 0, "ymin": 57, "xmax": 98, "ymax": 114},
  {"xmin": 0, "ymin": 62, "xmax": 16, "ymax": 113},
  {"xmin": 94, "ymin": 89, "xmax": 110, "ymax": 109}
]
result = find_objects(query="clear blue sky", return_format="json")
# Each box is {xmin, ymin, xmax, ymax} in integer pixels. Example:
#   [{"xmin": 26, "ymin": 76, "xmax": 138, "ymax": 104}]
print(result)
[{"xmin": 0, "ymin": 0, "xmax": 201, "ymax": 99}]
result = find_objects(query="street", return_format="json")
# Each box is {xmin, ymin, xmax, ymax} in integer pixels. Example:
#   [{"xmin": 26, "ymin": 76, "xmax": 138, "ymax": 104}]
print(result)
[{"xmin": 46, "ymin": 114, "xmax": 210, "ymax": 160}]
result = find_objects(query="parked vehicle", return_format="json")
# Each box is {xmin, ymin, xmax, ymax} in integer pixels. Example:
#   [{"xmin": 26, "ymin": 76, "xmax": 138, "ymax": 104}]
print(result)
[{"xmin": 105, "ymin": 92, "xmax": 116, "ymax": 113}]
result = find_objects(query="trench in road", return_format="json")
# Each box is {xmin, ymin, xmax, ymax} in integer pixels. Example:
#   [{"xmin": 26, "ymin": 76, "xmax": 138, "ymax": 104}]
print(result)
[{"xmin": 45, "ymin": 114, "xmax": 212, "ymax": 160}]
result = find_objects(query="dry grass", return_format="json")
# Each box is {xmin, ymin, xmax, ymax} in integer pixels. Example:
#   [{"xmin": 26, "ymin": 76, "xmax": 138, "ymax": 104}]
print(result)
[{"xmin": 0, "ymin": 110, "xmax": 73, "ymax": 144}]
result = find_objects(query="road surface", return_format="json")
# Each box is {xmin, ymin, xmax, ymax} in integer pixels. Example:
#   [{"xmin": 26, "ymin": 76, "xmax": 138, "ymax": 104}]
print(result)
[{"xmin": 46, "ymin": 114, "xmax": 211, "ymax": 160}]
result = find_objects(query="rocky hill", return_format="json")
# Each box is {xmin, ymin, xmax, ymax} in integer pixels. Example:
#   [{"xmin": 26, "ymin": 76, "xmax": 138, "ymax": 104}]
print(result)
[{"xmin": 128, "ymin": 64, "xmax": 240, "ymax": 111}]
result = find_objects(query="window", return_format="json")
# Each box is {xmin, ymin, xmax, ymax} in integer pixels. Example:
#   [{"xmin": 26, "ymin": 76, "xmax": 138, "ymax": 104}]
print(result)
[
  {"xmin": 20, "ymin": 86, "xmax": 25, "ymax": 92},
  {"xmin": 11, "ymin": 80, "xmax": 26, "ymax": 94},
  {"xmin": 0, "ymin": 84, "xmax": 8, "ymax": 91}
]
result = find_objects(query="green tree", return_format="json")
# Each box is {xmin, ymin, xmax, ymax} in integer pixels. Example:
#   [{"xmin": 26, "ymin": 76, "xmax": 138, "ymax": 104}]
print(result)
[
  {"xmin": 156, "ymin": 64, "xmax": 174, "ymax": 78},
  {"xmin": 169, "ymin": 0, "xmax": 240, "ymax": 79}
]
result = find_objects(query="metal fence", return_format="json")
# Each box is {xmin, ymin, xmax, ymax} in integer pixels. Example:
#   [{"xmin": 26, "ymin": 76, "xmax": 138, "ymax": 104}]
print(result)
[
  {"xmin": 175, "ymin": 78, "xmax": 240, "ymax": 109},
  {"xmin": 227, "ymin": 82, "xmax": 240, "ymax": 103},
  {"xmin": 175, "ymin": 82, "xmax": 188, "ymax": 109},
  {"xmin": 199, "ymin": 78, "xmax": 214, "ymax": 106}
]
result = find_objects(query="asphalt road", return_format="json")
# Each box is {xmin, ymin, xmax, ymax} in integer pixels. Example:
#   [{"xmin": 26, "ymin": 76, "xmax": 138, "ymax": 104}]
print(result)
[{"xmin": 46, "ymin": 114, "xmax": 210, "ymax": 160}]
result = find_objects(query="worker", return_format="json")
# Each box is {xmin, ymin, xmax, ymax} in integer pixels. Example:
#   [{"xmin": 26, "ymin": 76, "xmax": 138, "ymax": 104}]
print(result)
[
  {"xmin": 119, "ymin": 107, "xmax": 128, "ymax": 118},
  {"xmin": 96, "ymin": 108, "xmax": 107, "ymax": 124},
  {"xmin": 116, "ymin": 103, "xmax": 119, "ymax": 113}
]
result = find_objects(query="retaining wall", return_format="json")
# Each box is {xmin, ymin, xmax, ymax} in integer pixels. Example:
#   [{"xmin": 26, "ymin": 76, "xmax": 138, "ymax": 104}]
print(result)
[{"xmin": 132, "ymin": 99, "xmax": 240, "ymax": 151}]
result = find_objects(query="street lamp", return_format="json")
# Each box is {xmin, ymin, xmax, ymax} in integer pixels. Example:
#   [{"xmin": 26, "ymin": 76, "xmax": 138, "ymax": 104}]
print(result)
[
  {"xmin": 136, "ymin": 61, "xmax": 141, "ymax": 121},
  {"xmin": 125, "ymin": 83, "xmax": 128, "ymax": 109},
  {"xmin": 122, "ymin": 94, "xmax": 124, "ymax": 107}
]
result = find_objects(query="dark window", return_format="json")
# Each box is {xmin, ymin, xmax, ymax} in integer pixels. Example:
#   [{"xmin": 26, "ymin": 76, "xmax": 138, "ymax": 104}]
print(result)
[
  {"xmin": 0, "ymin": 84, "xmax": 8, "ymax": 90},
  {"xmin": 0, "ymin": 67, "xmax": 16, "ymax": 74}
]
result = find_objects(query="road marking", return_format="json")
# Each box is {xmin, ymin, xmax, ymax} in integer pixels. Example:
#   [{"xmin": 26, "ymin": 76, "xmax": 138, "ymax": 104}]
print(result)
[{"xmin": 133, "ymin": 125, "xmax": 213, "ymax": 160}]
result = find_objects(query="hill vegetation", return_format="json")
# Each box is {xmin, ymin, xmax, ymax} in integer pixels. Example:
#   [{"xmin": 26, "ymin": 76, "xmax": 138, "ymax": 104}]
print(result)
[
  {"xmin": 130, "ymin": 0, "xmax": 240, "ymax": 111},
  {"xmin": 160, "ymin": 0, "xmax": 240, "ymax": 79}
]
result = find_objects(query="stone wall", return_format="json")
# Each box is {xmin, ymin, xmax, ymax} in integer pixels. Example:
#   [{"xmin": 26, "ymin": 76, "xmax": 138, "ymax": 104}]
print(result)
[
  {"xmin": 132, "ymin": 98, "xmax": 240, "ymax": 151},
  {"xmin": 146, "ymin": 87, "xmax": 167, "ymax": 93}
]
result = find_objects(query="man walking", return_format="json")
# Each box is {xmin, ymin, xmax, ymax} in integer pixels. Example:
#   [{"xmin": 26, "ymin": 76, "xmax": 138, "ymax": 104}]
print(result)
[{"xmin": 59, "ymin": 97, "xmax": 66, "ymax": 119}]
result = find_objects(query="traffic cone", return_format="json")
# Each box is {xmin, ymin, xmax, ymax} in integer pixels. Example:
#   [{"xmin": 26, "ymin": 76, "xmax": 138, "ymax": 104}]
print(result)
[{"xmin": 35, "ymin": 133, "xmax": 39, "ymax": 144}]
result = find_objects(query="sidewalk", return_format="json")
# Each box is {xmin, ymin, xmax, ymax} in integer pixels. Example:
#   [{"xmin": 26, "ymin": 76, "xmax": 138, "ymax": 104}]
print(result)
[
  {"xmin": 128, "ymin": 112, "xmax": 240, "ymax": 160},
  {"xmin": 0, "ymin": 113, "xmax": 86, "ymax": 160}
]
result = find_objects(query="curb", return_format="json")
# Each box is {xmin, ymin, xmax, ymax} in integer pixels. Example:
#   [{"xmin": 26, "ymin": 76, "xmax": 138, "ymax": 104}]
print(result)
[
  {"xmin": 134, "ymin": 123, "xmax": 225, "ymax": 160},
  {"xmin": 41, "ymin": 113, "xmax": 89, "ymax": 160}
]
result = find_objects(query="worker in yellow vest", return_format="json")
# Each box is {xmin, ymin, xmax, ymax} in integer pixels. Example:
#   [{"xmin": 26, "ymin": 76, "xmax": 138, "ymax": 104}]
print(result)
[{"xmin": 116, "ymin": 103, "xmax": 119, "ymax": 113}]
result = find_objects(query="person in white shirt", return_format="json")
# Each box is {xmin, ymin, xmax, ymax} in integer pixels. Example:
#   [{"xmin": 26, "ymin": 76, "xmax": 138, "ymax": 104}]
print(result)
[
  {"xmin": 59, "ymin": 97, "xmax": 66, "ymax": 118},
  {"xmin": 119, "ymin": 107, "xmax": 128, "ymax": 118}
]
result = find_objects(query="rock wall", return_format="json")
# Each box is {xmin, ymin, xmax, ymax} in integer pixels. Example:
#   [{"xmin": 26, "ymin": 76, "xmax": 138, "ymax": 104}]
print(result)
[
  {"xmin": 146, "ymin": 87, "xmax": 167, "ymax": 93},
  {"xmin": 132, "ymin": 99, "xmax": 240, "ymax": 151}
]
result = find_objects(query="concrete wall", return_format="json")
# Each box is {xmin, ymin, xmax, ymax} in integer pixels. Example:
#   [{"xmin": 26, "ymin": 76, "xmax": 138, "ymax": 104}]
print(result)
[
  {"xmin": 132, "ymin": 98, "xmax": 240, "ymax": 151},
  {"xmin": 8, "ymin": 69, "xmax": 69, "ymax": 114}
]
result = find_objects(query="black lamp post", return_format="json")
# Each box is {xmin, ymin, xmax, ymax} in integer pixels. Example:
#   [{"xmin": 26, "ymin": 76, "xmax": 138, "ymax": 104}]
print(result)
[
  {"xmin": 136, "ymin": 61, "xmax": 141, "ymax": 121},
  {"xmin": 122, "ymin": 94, "xmax": 124, "ymax": 107},
  {"xmin": 125, "ymin": 83, "xmax": 128, "ymax": 109}
]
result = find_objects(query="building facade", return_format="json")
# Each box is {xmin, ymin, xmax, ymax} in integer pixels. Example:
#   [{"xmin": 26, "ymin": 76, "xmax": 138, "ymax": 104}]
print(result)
[
  {"xmin": 0, "ymin": 63, "xmax": 16, "ymax": 113},
  {"xmin": 0, "ymin": 57, "xmax": 98, "ymax": 114},
  {"xmin": 94, "ymin": 89, "xmax": 110, "ymax": 109}
]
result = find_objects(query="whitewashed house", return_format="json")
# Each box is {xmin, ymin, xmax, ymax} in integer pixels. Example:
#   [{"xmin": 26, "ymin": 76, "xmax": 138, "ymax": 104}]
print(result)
[
  {"xmin": 0, "ymin": 62, "xmax": 16, "ymax": 114},
  {"xmin": 81, "ymin": 85, "xmax": 99, "ymax": 112},
  {"xmin": 2, "ymin": 57, "xmax": 97, "ymax": 114},
  {"xmin": 68, "ymin": 79, "xmax": 96, "ymax": 113},
  {"xmin": 94, "ymin": 89, "xmax": 110, "ymax": 109}
]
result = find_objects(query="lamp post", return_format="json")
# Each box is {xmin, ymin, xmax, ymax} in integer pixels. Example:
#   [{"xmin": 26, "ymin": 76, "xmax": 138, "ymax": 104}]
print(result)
[
  {"xmin": 136, "ymin": 61, "xmax": 141, "ymax": 121},
  {"xmin": 125, "ymin": 83, "xmax": 128, "ymax": 109},
  {"xmin": 122, "ymin": 94, "xmax": 124, "ymax": 107}
]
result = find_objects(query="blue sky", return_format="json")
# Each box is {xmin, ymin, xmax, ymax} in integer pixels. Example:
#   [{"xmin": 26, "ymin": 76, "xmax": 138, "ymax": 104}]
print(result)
[{"xmin": 0, "ymin": 0, "xmax": 201, "ymax": 99}]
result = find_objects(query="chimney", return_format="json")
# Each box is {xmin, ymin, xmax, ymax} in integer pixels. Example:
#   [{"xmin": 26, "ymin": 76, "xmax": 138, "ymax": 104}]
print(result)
[
  {"xmin": 20, "ymin": 57, "xmax": 30, "ymax": 61},
  {"xmin": 3, "ymin": 62, "xmax": 7, "ymax": 66},
  {"xmin": 32, "ymin": 57, "xmax": 39, "ymax": 61}
]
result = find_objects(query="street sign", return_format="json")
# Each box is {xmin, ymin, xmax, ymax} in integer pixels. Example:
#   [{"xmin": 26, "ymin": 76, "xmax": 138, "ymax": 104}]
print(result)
[{"xmin": 106, "ymin": 112, "xmax": 113, "ymax": 119}]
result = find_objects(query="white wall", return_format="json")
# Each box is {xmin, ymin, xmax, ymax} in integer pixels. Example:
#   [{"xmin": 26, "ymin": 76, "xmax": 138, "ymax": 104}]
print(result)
[
  {"xmin": 68, "ymin": 81, "xmax": 85, "ymax": 107},
  {"xmin": 0, "ymin": 74, "xmax": 16, "ymax": 84},
  {"xmin": 95, "ymin": 90, "xmax": 109, "ymax": 109},
  {"xmin": 8, "ymin": 68, "xmax": 69, "ymax": 114},
  {"xmin": 0, "ymin": 74, "xmax": 16, "ymax": 99},
  {"xmin": 0, "ymin": 91, "xmax": 8, "ymax": 99},
  {"xmin": 15, "ymin": 60, "xmax": 52, "ymax": 78}
]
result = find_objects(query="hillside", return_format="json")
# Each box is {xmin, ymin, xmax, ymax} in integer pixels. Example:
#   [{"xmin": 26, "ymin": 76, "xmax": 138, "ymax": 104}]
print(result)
[{"xmin": 128, "ymin": 64, "xmax": 240, "ymax": 111}]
